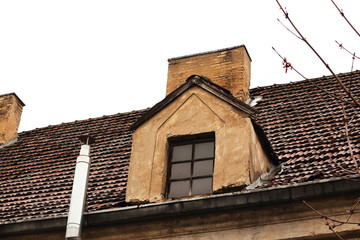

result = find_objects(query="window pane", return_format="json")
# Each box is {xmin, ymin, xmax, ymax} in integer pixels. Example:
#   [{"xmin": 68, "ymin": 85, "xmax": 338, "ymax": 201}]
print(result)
[
  {"xmin": 192, "ymin": 177, "xmax": 212, "ymax": 195},
  {"xmin": 172, "ymin": 144, "xmax": 192, "ymax": 162},
  {"xmin": 170, "ymin": 163, "xmax": 191, "ymax": 179},
  {"xmin": 168, "ymin": 180, "xmax": 190, "ymax": 198},
  {"xmin": 193, "ymin": 160, "xmax": 213, "ymax": 177},
  {"xmin": 194, "ymin": 142, "xmax": 214, "ymax": 159}
]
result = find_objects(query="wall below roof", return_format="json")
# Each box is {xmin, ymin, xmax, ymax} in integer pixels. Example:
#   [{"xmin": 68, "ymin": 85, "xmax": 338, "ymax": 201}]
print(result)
[
  {"xmin": 126, "ymin": 86, "xmax": 273, "ymax": 203},
  {"xmin": 3, "ymin": 192, "xmax": 359, "ymax": 240},
  {"xmin": 85, "ymin": 194, "xmax": 360, "ymax": 240}
]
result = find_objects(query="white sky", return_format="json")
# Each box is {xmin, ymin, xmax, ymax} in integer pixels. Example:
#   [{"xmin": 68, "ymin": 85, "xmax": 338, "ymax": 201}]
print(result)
[{"xmin": 1, "ymin": 0, "xmax": 360, "ymax": 132}]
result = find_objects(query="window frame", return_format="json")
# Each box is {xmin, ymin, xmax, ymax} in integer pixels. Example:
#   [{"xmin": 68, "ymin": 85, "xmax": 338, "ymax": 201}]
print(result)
[{"xmin": 166, "ymin": 132, "xmax": 215, "ymax": 199}]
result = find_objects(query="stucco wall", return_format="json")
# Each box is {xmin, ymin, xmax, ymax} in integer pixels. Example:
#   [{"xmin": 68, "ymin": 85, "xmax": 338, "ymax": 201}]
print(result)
[{"xmin": 126, "ymin": 86, "xmax": 273, "ymax": 203}]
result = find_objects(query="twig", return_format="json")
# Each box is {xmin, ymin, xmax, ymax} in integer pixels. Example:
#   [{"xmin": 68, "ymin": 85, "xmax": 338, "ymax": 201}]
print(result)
[
  {"xmin": 272, "ymin": 47, "xmax": 352, "ymax": 105},
  {"xmin": 303, "ymin": 200, "xmax": 360, "ymax": 225},
  {"xmin": 290, "ymin": 89, "xmax": 359, "ymax": 177},
  {"xmin": 335, "ymin": 41, "xmax": 360, "ymax": 72},
  {"xmin": 329, "ymin": 155, "xmax": 357, "ymax": 175},
  {"xmin": 348, "ymin": 115, "xmax": 356, "ymax": 126},
  {"xmin": 345, "ymin": 198, "xmax": 360, "ymax": 223},
  {"xmin": 335, "ymin": 41, "xmax": 360, "ymax": 60},
  {"xmin": 331, "ymin": 0, "xmax": 360, "ymax": 38},
  {"xmin": 340, "ymin": 101, "xmax": 359, "ymax": 172},
  {"xmin": 277, "ymin": 19, "xmax": 302, "ymax": 40},
  {"xmin": 328, "ymin": 224, "xmax": 345, "ymax": 240},
  {"xmin": 276, "ymin": 0, "xmax": 360, "ymax": 175},
  {"xmin": 336, "ymin": 41, "xmax": 359, "ymax": 72}
]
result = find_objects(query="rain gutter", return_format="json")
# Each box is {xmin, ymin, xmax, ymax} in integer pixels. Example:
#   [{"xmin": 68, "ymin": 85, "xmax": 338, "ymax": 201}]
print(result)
[{"xmin": 1, "ymin": 175, "xmax": 360, "ymax": 237}]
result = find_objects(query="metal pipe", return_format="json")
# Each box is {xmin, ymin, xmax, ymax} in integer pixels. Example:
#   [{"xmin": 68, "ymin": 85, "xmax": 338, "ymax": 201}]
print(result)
[{"xmin": 65, "ymin": 136, "xmax": 94, "ymax": 240}]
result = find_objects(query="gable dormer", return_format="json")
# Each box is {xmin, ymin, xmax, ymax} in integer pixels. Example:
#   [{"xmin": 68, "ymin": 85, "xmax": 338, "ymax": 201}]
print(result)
[{"xmin": 126, "ymin": 46, "xmax": 277, "ymax": 203}]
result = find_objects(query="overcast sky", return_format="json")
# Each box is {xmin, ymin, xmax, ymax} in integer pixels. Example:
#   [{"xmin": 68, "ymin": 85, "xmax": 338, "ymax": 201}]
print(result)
[{"xmin": 1, "ymin": 0, "xmax": 360, "ymax": 132}]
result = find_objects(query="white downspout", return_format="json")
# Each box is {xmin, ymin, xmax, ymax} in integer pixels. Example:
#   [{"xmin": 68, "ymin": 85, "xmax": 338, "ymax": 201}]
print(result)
[{"xmin": 66, "ymin": 136, "xmax": 95, "ymax": 240}]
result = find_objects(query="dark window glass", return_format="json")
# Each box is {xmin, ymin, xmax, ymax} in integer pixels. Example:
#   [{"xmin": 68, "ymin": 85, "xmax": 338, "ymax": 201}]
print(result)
[
  {"xmin": 170, "ymin": 162, "xmax": 191, "ymax": 179},
  {"xmin": 193, "ymin": 160, "xmax": 213, "ymax": 177},
  {"xmin": 169, "ymin": 180, "xmax": 190, "ymax": 198},
  {"xmin": 167, "ymin": 134, "xmax": 214, "ymax": 198},
  {"xmin": 194, "ymin": 142, "xmax": 214, "ymax": 159},
  {"xmin": 192, "ymin": 177, "xmax": 213, "ymax": 195},
  {"xmin": 172, "ymin": 144, "xmax": 192, "ymax": 162}
]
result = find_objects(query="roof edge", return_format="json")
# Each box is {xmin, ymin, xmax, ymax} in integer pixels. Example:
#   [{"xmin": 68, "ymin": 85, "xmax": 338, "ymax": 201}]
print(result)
[
  {"xmin": 130, "ymin": 75, "xmax": 257, "ymax": 131},
  {"xmin": 250, "ymin": 69, "xmax": 360, "ymax": 91},
  {"xmin": 251, "ymin": 119, "xmax": 279, "ymax": 165},
  {"xmin": 2, "ymin": 175, "xmax": 359, "ymax": 236}
]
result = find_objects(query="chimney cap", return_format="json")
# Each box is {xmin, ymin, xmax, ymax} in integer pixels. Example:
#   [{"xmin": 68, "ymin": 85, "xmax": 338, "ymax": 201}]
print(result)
[
  {"xmin": 0, "ymin": 93, "xmax": 25, "ymax": 106},
  {"xmin": 167, "ymin": 45, "xmax": 252, "ymax": 62}
]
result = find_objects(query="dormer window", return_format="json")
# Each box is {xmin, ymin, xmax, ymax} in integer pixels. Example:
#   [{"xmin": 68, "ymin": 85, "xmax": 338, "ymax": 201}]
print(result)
[
  {"xmin": 126, "ymin": 74, "xmax": 276, "ymax": 204},
  {"xmin": 167, "ymin": 133, "xmax": 215, "ymax": 198}
]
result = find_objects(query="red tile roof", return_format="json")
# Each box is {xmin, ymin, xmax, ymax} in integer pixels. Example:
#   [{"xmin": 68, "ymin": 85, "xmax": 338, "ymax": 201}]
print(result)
[
  {"xmin": 0, "ymin": 71, "xmax": 359, "ymax": 224},
  {"xmin": 251, "ymin": 71, "xmax": 360, "ymax": 186},
  {"xmin": 0, "ymin": 109, "xmax": 147, "ymax": 223}
]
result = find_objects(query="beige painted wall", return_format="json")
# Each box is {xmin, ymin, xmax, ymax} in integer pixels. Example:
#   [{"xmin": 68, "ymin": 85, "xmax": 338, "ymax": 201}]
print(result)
[{"xmin": 126, "ymin": 86, "xmax": 273, "ymax": 203}]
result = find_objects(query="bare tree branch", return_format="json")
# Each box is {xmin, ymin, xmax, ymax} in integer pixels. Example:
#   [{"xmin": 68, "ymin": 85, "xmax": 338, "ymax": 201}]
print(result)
[
  {"xmin": 345, "ymin": 198, "xmax": 360, "ymax": 223},
  {"xmin": 272, "ymin": 47, "xmax": 355, "ymax": 106},
  {"xmin": 277, "ymin": 19, "xmax": 302, "ymax": 40},
  {"xmin": 273, "ymin": 48, "xmax": 360, "ymax": 176},
  {"xmin": 336, "ymin": 41, "xmax": 360, "ymax": 60},
  {"xmin": 303, "ymin": 200, "xmax": 360, "ymax": 226},
  {"xmin": 328, "ymin": 224, "xmax": 345, "ymax": 240},
  {"xmin": 335, "ymin": 41, "xmax": 360, "ymax": 72},
  {"xmin": 331, "ymin": 0, "xmax": 360, "ymax": 38},
  {"xmin": 340, "ymin": 96, "xmax": 359, "ymax": 172},
  {"xmin": 275, "ymin": 0, "xmax": 360, "ymax": 107},
  {"xmin": 275, "ymin": 2, "xmax": 360, "ymax": 238}
]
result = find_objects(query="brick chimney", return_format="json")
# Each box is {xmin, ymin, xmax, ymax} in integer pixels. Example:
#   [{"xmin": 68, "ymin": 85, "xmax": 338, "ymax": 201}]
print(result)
[
  {"xmin": 166, "ymin": 45, "xmax": 251, "ymax": 101},
  {"xmin": 0, "ymin": 93, "xmax": 25, "ymax": 145}
]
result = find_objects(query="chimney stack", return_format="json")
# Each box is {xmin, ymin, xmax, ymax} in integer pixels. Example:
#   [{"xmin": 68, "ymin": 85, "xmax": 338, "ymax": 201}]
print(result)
[
  {"xmin": 0, "ymin": 93, "xmax": 25, "ymax": 145},
  {"xmin": 166, "ymin": 45, "xmax": 251, "ymax": 101}
]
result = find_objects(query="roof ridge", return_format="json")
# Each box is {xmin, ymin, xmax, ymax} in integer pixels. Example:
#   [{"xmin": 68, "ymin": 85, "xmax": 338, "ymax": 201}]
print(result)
[
  {"xmin": 250, "ymin": 70, "xmax": 360, "ymax": 91},
  {"xmin": 19, "ymin": 108, "xmax": 149, "ymax": 134}
]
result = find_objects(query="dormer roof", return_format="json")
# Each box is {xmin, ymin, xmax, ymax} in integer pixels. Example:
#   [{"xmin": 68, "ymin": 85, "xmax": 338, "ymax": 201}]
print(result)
[{"xmin": 131, "ymin": 75, "xmax": 258, "ymax": 131}]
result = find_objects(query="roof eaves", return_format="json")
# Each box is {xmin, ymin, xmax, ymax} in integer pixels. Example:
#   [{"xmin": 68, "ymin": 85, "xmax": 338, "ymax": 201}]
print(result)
[
  {"xmin": 2, "ymin": 176, "xmax": 359, "ymax": 236},
  {"xmin": 130, "ymin": 79, "xmax": 194, "ymax": 131},
  {"xmin": 193, "ymin": 77, "xmax": 258, "ymax": 118},
  {"xmin": 130, "ymin": 75, "xmax": 258, "ymax": 131}
]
